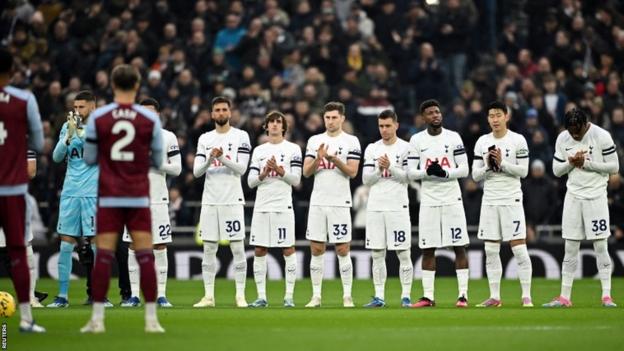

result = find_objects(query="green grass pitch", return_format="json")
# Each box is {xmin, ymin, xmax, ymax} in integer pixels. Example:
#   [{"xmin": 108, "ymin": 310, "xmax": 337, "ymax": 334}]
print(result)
[{"xmin": 2, "ymin": 278, "xmax": 623, "ymax": 351}]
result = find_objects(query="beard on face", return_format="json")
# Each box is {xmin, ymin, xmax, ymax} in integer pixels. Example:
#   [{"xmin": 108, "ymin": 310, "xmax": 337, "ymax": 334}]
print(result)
[{"xmin": 215, "ymin": 117, "xmax": 229, "ymax": 126}]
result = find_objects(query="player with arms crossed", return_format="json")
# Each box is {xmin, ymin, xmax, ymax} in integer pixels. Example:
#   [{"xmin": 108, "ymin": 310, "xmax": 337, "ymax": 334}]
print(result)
[
  {"xmin": 362, "ymin": 110, "xmax": 413, "ymax": 308},
  {"xmin": 49, "ymin": 90, "xmax": 106, "ymax": 308},
  {"xmin": 407, "ymin": 99, "xmax": 470, "ymax": 308},
  {"xmin": 193, "ymin": 96, "xmax": 251, "ymax": 308},
  {"xmin": 472, "ymin": 101, "xmax": 533, "ymax": 308},
  {"xmin": 81, "ymin": 64, "xmax": 164, "ymax": 333},
  {"xmin": 544, "ymin": 107, "xmax": 619, "ymax": 308},
  {"xmin": 303, "ymin": 101, "xmax": 361, "ymax": 308},
  {"xmin": 0, "ymin": 150, "xmax": 48, "ymax": 308},
  {"xmin": 122, "ymin": 98, "xmax": 181, "ymax": 308},
  {"xmin": 0, "ymin": 48, "xmax": 45, "ymax": 332},
  {"xmin": 247, "ymin": 111, "xmax": 302, "ymax": 308}
]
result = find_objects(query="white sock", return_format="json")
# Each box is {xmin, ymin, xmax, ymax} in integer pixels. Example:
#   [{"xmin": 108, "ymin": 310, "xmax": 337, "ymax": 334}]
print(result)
[
  {"xmin": 26, "ymin": 245, "xmax": 36, "ymax": 301},
  {"xmin": 230, "ymin": 240, "xmax": 247, "ymax": 298},
  {"xmin": 201, "ymin": 241, "xmax": 219, "ymax": 298},
  {"xmin": 422, "ymin": 270, "xmax": 435, "ymax": 300},
  {"xmin": 284, "ymin": 253, "xmax": 297, "ymax": 300},
  {"xmin": 92, "ymin": 302, "xmax": 105, "ymax": 321},
  {"xmin": 456, "ymin": 268, "xmax": 469, "ymax": 299},
  {"xmin": 128, "ymin": 248, "xmax": 140, "ymax": 298},
  {"xmin": 484, "ymin": 242, "xmax": 502, "ymax": 300},
  {"xmin": 19, "ymin": 303, "xmax": 32, "ymax": 324},
  {"xmin": 310, "ymin": 254, "xmax": 324, "ymax": 298},
  {"xmin": 561, "ymin": 240, "xmax": 580, "ymax": 300},
  {"xmin": 593, "ymin": 239, "xmax": 612, "ymax": 298},
  {"xmin": 337, "ymin": 253, "xmax": 353, "ymax": 298},
  {"xmin": 253, "ymin": 255, "xmax": 267, "ymax": 300},
  {"xmin": 371, "ymin": 250, "xmax": 387, "ymax": 300},
  {"xmin": 511, "ymin": 244, "xmax": 532, "ymax": 299},
  {"xmin": 154, "ymin": 248, "xmax": 168, "ymax": 298},
  {"xmin": 397, "ymin": 250, "xmax": 413, "ymax": 299},
  {"xmin": 145, "ymin": 302, "xmax": 157, "ymax": 321}
]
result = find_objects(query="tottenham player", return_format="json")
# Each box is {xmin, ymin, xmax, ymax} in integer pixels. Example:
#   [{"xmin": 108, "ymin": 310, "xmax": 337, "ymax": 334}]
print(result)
[
  {"xmin": 362, "ymin": 110, "xmax": 413, "ymax": 308},
  {"xmin": 49, "ymin": 91, "xmax": 108, "ymax": 308},
  {"xmin": 122, "ymin": 98, "xmax": 181, "ymax": 308},
  {"xmin": 193, "ymin": 96, "xmax": 251, "ymax": 308},
  {"xmin": 0, "ymin": 151, "xmax": 48, "ymax": 308},
  {"xmin": 407, "ymin": 99, "xmax": 470, "ymax": 308},
  {"xmin": 81, "ymin": 64, "xmax": 164, "ymax": 333},
  {"xmin": 472, "ymin": 101, "xmax": 533, "ymax": 308},
  {"xmin": 544, "ymin": 108, "xmax": 619, "ymax": 308},
  {"xmin": 303, "ymin": 102, "xmax": 361, "ymax": 308},
  {"xmin": 0, "ymin": 48, "xmax": 46, "ymax": 332},
  {"xmin": 247, "ymin": 111, "xmax": 302, "ymax": 308}
]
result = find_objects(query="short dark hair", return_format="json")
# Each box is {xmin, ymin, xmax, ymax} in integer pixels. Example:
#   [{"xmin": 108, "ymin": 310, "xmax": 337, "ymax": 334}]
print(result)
[
  {"xmin": 111, "ymin": 64, "xmax": 141, "ymax": 91},
  {"xmin": 378, "ymin": 109, "xmax": 397, "ymax": 122},
  {"xmin": 211, "ymin": 96, "xmax": 231, "ymax": 109},
  {"xmin": 0, "ymin": 48, "xmax": 13, "ymax": 74},
  {"xmin": 263, "ymin": 111, "xmax": 288, "ymax": 136},
  {"xmin": 419, "ymin": 99, "xmax": 440, "ymax": 114},
  {"xmin": 487, "ymin": 101, "xmax": 508, "ymax": 115},
  {"xmin": 139, "ymin": 97, "xmax": 160, "ymax": 112},
  {"xmin": 564, "ymin": 107, "xmax": 588, "ymax": 129},
  {"xmin": 74, "ymin": 90, "xmax": 95, "ymax": 102},
  {"xmin": 323, "ymin": 101, "xmax": 345, "ymax": 116}
]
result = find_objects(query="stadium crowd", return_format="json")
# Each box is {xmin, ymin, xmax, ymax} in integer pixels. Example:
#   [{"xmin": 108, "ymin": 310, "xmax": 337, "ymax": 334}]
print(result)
[{"xmin": 2, "ymin": 0, "xmax": 624, "ymax": 242}]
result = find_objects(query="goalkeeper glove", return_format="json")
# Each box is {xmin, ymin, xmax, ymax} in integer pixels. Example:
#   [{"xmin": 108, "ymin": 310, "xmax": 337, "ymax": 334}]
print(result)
[{"xmin": 426, "ymin": 161, "xmax": 447, "ymax": 178}]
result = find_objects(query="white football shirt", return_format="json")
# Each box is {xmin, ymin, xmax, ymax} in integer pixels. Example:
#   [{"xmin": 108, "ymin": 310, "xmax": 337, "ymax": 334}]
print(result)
[
  {"xmin": 248, "ymin": 140, "xmax": 302, "ymax": 211},
  {"xmin": 408, "ymin": 128, "xmax": 468, "ymax": 206},
  {"xmin": 362, "ymin": 138, "xmax": 410, "ymax": 211},
  {"xmin": 149, "ymin": 129, "xmax": 181, "ymax": 204},
  {"xmin": 306, "ymin": 131, "xmax": 361, "ymax": 207},
  {"xmin": 553, "ymin": 123, "xmax": 619, "ymax": 199},
  {"xmin": 196, "ymin": 127, "xmax": 251, "ymax": 205},
  {"xmin": 472, "ymin": 130, "xmax": 529, "ymax": 205}
]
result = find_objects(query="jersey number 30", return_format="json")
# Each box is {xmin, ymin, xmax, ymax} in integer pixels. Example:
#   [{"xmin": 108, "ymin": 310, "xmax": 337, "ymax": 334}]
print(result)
[{"xmin": 111, "ymin": 120, "xmax": 135, "ymax": 161}]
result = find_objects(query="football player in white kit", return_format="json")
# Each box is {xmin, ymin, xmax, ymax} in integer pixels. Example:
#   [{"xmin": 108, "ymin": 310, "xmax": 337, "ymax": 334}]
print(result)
[
  {"xmin": 407, "ymin": 99, "xmax": 470, "ymax": 308},
  {"xmin": 544, "ymin": 107, "xmax": 619, "ymax": 308},
  {"xmin": 362, "ymin": 110, "xmax": 413, "ymax": 308},
  {"xmin": 0, "ymin": 150, "xmax": 46, "ymax": 308},
  {"xmin": 121, "ymin": 98, "xmax": 181, "ymax": 308},
  {"xmin": 193, "ymin": 96, "xmax": 251, "ymax": 308},
  {"xmin": 247, "ymin": 111, "xmax": 302, "ymax": 308},
  {"xmin": 303, "ymin": 102, "xmax": 361, "ymax": 308},
  {"xmin": 472, "ymin": 101, "xmax": 533, "ymax": 308}
]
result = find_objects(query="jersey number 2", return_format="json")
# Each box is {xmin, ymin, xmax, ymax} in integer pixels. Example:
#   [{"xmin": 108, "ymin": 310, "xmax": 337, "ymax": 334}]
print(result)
[{"xmin": 111, "ymin": 120, "xmax": 135, "ymax": 161}]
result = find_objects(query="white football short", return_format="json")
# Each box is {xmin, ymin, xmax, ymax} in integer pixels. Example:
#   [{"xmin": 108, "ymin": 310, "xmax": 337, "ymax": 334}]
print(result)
[
  {"xmin": 477, "ymin": 203, "xmax": 526, "ymax": 242},
  {"xmin": 365, "ymin": 210, "xmax": 411, "ymax": 250},
  {"xmin": 250, "ymin": 210, "xmax": 295, "ymax": 248},
  {"xmin": 122, "ymin": 204, "xmax": 173, "ymax": 245},
  {"xmin": 198, "ymin": 204, "xmax": 246, "ymax": 242},
  {"xmin": 418, "ymin": 203, "xmax": 468, "ymax": 249},
  {"xmin": 306, "ymin": 206, "xmax": 352, "ymax": 243},
  {"xmin": 562, "ymin": 193, "xmax": 610, "ymax": 241}
]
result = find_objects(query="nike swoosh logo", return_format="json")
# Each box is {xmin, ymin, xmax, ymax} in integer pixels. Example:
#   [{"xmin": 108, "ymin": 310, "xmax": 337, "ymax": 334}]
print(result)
[
  {"xmin": 512, "ymin": 232, "xmax": 520, "ymax": 236},
  {"xmin": 420, "ymin": 148, "xmax": 428, "ymax": 152},
  {"xmin": 565, "ymin": 147, "xmax": 574, "ymax": 151},
  {"xmin": 229, "ymin": 233, "xmax": 237, "ymax": 237},
  {"xmin": 277, "ymin": 240, "xmax": 285, "ymax": 244}
]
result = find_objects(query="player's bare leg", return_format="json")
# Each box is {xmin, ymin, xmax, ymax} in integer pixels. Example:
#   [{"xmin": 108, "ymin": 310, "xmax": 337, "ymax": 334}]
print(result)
[
  {"xmin": 510, "ymin": 239, "xmax": 533, "ymax": 307},
  {"xmin": 454, "ymin": 246, "xmax": 469, "ymax": 307},
  {"xmin": 306, "ymin": 241, "xmax": 325, "ymax": 307},
  {"xmin": 336, "ymin": 242, "xmax": 354, "ymax": 307},
  {"xmin": 593, "ymin": 239, "xmax": 616, "ymax": 307},
  {"xmin": 412, "ymin": 248, "xmax": 435, "ymax": 308},
  {"xmin": 478, "ymin": 241, "xmax": 502, "ymax": 307},
  {"xmin": 250, "ymin": 246, "xmax": 269, "ymax": 308},
  {"xmin": 283, "ymin": 247, "xmax": 297, "ymax": 307},
  {"xmin": 230, "ymin": 240, "xmax": 248, "ymax": 307}
]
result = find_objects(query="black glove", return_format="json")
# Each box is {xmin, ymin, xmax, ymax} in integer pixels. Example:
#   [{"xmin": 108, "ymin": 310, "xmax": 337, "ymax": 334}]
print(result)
[{"xmin": 426, "ymin": 161, "xmax": 447, "ymax": 178}]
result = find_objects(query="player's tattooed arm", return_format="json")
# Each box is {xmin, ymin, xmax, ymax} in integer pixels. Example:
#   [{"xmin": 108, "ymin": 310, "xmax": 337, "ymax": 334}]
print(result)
[
  {"xmin": 327, "ymin": 152, "xmax": 359, "ymax": 178},
  {"xmin": 303, "ymin": 143, "xmax": 326, "ymax": 177}
]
